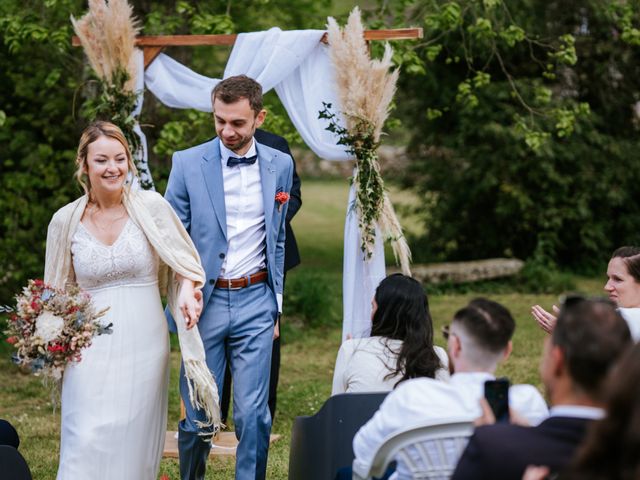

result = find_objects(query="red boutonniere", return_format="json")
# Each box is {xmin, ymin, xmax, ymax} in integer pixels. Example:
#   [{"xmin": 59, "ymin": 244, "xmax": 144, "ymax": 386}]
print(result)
[{"xmin": 275, "ymin": 191, "xmax": 290, "ymax": 212}]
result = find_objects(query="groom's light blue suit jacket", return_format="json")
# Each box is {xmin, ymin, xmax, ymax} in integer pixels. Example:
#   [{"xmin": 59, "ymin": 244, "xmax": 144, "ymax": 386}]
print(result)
[{"xmin": 165, "ymin": 137, "xmax": 294, "ymax": 322}]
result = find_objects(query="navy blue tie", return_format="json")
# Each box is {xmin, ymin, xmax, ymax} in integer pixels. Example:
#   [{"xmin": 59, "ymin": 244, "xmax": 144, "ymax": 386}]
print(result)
[{"xmin": 226, "ymin": 155, "xmax": 257, "ymax": 167}]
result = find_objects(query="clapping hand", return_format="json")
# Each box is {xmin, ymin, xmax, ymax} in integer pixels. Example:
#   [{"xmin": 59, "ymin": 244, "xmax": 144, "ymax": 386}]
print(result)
[{"xmin": 531, "ymin": 304, "xmax": 559, "ymax": 334}]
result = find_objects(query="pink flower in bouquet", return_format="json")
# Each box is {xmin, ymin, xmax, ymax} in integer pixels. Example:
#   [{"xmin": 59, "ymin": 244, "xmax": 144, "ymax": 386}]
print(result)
[{"xmin": 47, "ymin": 343, "xmax": 67, "ymax": 353}]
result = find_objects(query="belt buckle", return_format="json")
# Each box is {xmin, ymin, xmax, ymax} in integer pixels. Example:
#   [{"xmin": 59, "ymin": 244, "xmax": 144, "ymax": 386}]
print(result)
[{"xmin": 227, "ymin": 278, "xmax": 244, "ymax": 290}]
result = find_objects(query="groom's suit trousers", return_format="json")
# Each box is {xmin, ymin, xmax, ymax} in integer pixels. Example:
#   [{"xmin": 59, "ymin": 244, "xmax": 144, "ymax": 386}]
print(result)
[{"xmin": 179, "ymin": 281, "xmax": 276, "ymax": 480}]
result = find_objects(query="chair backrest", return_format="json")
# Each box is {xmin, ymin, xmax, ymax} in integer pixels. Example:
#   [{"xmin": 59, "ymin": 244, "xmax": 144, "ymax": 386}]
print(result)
[
  {"xmin": 288, "ymin": 392, "xmax": 389, "ymax": 480},
  {"xmin": 0, "ymin": 445, "xmax": 32, "ymax": 480},
  {"xmin": 353, "ymin": 417, "xmax": 474, "ymax": 480}
]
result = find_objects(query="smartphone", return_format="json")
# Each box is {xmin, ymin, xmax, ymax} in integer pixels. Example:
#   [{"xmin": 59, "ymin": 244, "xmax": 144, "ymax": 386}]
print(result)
[{"xmin": 484, "ymin": 378, "xmax": 510, "ymax": 423}]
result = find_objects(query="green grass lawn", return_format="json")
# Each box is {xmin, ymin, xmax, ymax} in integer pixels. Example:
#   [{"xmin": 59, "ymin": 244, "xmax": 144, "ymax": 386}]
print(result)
[{"xmin": 0, "ymin": 179, "xmax": 607, "ymax": 479}]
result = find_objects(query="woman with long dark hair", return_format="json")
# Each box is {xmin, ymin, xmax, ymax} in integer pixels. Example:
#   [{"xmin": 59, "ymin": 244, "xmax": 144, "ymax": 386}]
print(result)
[{"xmin": 332, "ymin": 274, "xmax": 448, "ymax": 394}]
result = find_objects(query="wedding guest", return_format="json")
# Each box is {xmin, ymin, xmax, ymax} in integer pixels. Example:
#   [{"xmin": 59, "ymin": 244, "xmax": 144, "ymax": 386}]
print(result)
[
  {"xmin": 352, "ymin": 298, "xmax": 549, "ymax": 478},
  {"xmin": 558, "ymin": 342, "xmax": 640, "ymax": 479},
  {"xmin": 46, "ymin": 121, "xmax": 212, "ymax": 480},
  {"xmin": 452, "ymin": 296, "xmax": 632, "ymax": 480},
  {"xmin": 332, "ymin": 274, "xmax": 449, "ymax": 395},
  {"xmin": 0, "ymin": 419, "xmax": 19, "ymax": 449},
  {"xmin": 532, "ymin": 246, "xmax": 640, "ymax": 340}
]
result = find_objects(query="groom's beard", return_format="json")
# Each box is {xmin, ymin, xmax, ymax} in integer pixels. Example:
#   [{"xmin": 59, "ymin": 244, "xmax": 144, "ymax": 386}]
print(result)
[{"xmin": 220, "ymin": 124, "xmax": 257, "ymax": 153}]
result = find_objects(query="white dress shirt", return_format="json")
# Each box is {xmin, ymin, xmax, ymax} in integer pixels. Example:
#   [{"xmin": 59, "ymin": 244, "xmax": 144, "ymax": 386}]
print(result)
[
  {"xmin": 219, "ymin": 139, "xmax": 266, "ymax": 279},
  {"xmin": 219, "ymin": 140, "xmax": 283, "ymax": 312},
  {"xmin": 618, "ymin": 307, "xmax": 640, "ymax": 341},
  {"xmin": 548, "ymin": 405, "xmax": 605, "ymax": 420},
  {"xmin": 352, "ymin": 371, "xmax": 549, "ymax": 478},
  {"xmin": 331, "ymin": 337, "xmax": 450, "ymax": 395}
]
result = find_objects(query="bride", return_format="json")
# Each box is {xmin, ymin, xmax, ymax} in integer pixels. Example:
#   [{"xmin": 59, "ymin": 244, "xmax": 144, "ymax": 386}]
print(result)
[{"xmin": 44, "ymin": 121, "xmax": 218, "ymax": 479}]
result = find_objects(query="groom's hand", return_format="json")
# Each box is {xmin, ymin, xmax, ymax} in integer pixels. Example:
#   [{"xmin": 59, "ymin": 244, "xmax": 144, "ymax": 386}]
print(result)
[
  {"xmin": 273, "ymin": 314, "xmax": 281, "ymax": 340},
  {"xmin": 194, "ymin": 289, "xmax": 203, "ymax": 318}
]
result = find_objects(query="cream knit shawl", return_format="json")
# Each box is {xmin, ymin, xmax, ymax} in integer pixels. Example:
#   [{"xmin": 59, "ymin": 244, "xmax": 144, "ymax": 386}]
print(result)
[{"xmin": 44, "ymin": 189, "xmax": 220, "ymax": 433}]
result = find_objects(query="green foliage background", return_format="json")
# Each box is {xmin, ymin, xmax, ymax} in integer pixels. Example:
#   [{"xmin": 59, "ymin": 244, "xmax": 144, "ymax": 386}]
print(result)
[
  {"xmin": 369, "ymin": 0, "xmax": 640, "ymax": 272},
  {"xmin": 2, "ymin": 0, "xmax": 640, "ymax": 301}
]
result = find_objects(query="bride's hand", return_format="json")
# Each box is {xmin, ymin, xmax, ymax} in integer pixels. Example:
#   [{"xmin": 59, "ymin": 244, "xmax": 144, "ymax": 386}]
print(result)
[{"xmin": 178, "ymin": 277, "xmax": 201, "ymax": 330}]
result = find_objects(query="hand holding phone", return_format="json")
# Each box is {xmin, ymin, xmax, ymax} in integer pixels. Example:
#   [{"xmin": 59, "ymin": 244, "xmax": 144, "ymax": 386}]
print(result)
[{"xmin": 484, "ymin": 378, "xmax": 510, "ymax": 423}]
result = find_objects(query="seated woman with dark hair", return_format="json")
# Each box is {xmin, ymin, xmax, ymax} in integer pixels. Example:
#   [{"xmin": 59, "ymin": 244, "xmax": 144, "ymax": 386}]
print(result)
[{"xmin": 332, "ymin": 274, "xmax": 449, "ymax": 395}]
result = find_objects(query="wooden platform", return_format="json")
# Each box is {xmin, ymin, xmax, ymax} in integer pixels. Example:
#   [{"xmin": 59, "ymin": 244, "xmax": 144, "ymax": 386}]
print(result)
[{"xmin": 163, "ymin": 431, "xmax": 281, "ymax": 458}]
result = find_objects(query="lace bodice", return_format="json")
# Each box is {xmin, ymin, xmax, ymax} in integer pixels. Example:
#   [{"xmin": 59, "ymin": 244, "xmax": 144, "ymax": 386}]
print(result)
[{"xmin": 71, "ymin": 219, "xmax": 159, "ymax": 290}]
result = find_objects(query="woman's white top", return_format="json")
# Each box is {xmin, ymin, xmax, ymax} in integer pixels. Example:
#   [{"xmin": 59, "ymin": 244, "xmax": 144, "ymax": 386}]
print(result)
[
  {"xmin": 331, "ymin": 336, "xmax": 450, "ymax": 395},
  {"xmin": 619, "ymin": 307, "xmax": 640, "ymax": 341}
]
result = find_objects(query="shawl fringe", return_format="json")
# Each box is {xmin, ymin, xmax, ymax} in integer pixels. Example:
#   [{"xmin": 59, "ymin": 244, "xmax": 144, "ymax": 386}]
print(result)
[{"xmin": 184, "ymin": 359, "xmax": 222, "ymax": 433}]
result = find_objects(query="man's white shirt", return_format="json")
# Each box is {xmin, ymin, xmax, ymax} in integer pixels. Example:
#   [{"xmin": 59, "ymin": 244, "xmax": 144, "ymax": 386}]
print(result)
[
  {"xmin": 219, "ymin": 139, "xmax": 282, "ymax": 311},
  {"xmin": 353, "ymin": 372, "xmax": 549, "ymax": 477},
  {"xmin": 548, "ymin": 405, "xmax": 604, "ymax": 420}
]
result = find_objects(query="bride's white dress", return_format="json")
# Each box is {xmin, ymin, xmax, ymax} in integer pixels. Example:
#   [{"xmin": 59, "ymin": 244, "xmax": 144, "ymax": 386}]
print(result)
[{"xmin": 57, "ymin": 219, "xmax": 169, "ymax": 480}]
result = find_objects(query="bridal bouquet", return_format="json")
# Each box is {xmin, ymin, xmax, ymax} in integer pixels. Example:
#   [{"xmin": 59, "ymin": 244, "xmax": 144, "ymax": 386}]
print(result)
[{"xmin": 3, "ymin": 279, "xmax": 112, "ymax": 380}]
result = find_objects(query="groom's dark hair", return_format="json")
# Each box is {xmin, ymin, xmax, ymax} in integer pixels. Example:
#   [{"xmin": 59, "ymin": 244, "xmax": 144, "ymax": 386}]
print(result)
[{"xmin": 211, "ymin": 75, "xmax": 263, "ymax": 115}]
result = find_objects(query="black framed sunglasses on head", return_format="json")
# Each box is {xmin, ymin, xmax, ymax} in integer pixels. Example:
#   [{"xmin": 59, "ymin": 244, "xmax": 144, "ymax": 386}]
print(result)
[
  {"xmin": 559, "ymin": 294, "xmax": 614, "ymax": 309},
  {"xmin": 442, "ymin": 324, "xmax": 450, "ymax": 340}
]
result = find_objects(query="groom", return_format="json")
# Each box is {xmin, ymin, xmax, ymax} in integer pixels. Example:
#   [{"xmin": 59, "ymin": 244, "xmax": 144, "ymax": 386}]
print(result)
[{"xmin": 165, "ymin": 75, "xmax": 293, "ymax": 480}]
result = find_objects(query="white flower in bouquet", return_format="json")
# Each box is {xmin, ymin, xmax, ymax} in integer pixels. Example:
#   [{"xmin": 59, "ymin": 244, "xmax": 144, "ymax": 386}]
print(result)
[{"xmin": 34, "ymin": 311, "xmax": 65, "ymax": 343}]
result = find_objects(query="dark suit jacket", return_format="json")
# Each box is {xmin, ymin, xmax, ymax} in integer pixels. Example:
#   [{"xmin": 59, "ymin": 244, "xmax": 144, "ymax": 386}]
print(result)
[
  {"xmin": 451, "ymin": 416, "xmax": 593, "ymax": 480},
  {"xmin": 253, "ymin": 129, "xmax": 301, "ymax": 272}
]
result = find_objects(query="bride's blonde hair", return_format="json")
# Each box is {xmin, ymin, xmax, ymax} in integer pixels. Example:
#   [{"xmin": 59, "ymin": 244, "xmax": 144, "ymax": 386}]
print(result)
[{"xmin": 75, "ymin": 121, "xmax": 138, "ymax": 198}]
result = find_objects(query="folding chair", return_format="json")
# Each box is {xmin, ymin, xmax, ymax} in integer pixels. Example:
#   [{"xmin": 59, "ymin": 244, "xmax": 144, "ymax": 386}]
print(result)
[
  {"xmin": 352, "ymin": 418, "xmax": 474, "ymax": 480},
  {"xmin": 288, "ymin": 392, "xmax": 389, "ymax": 480}
]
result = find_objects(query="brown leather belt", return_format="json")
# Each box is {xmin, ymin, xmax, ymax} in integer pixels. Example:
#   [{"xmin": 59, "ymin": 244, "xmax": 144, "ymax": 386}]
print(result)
[{"xmin": 215, "ymin": 270, "xmax": 268, "ymax": 290}]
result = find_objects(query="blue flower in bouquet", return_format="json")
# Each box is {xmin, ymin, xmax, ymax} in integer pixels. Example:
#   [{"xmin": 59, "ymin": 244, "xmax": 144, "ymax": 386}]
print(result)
[
  {"xmin": 41, "ymin": 289, "xmax": 55, "ymax": 301},
  {"xmin": 74, "ymin": 312, "xmax": 86, "ymax": 328},
  {"xmin": 31, "ymin": 357, "xmax": 45, "ymax": 373},
  {"xmin": 98, "ymin": 322, "xmax": 114, "ymax": 335}
]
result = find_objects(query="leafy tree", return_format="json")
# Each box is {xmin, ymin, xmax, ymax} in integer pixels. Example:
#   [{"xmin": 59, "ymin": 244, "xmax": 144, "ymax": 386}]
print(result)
[
  {"xmin": 370, "ymin": 0, "xmax": 640, "ymax": 270},
  {"xmin": 0, "ymin": 0, "xmax": 84, "ymax": 300}
]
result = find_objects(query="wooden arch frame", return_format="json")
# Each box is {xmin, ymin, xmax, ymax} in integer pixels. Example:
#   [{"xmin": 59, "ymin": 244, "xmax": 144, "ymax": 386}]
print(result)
[{"xmin": 73, "ymin": 28, "xmax": 423, "ymax": 69}]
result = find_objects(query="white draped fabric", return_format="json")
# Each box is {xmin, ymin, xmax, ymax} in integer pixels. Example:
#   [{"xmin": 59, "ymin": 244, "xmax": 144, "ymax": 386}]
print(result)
[
  {"xmin": 343, "ymin": 183, "xmax": 386, "ymax": 340},
  {"xmin": 134, "ymin": 28, "xmax": 385, "ymax": 341},
  {"xmin": 144, "ymin": 53, "xmax": 218, "ymax": 112},
  {"xmin": 132, "ymin": 49, "xmax": 153, "ymax": 189}
]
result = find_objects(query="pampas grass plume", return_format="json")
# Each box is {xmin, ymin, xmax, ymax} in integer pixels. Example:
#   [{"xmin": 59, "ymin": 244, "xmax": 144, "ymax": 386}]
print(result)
[
  {"xmin": 327, "ymin": 7, "xmax": 411, "ymax": 275},
  {"xmin": 72, "ymin": 0, "xmax": 140, "ymax": 91}
]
